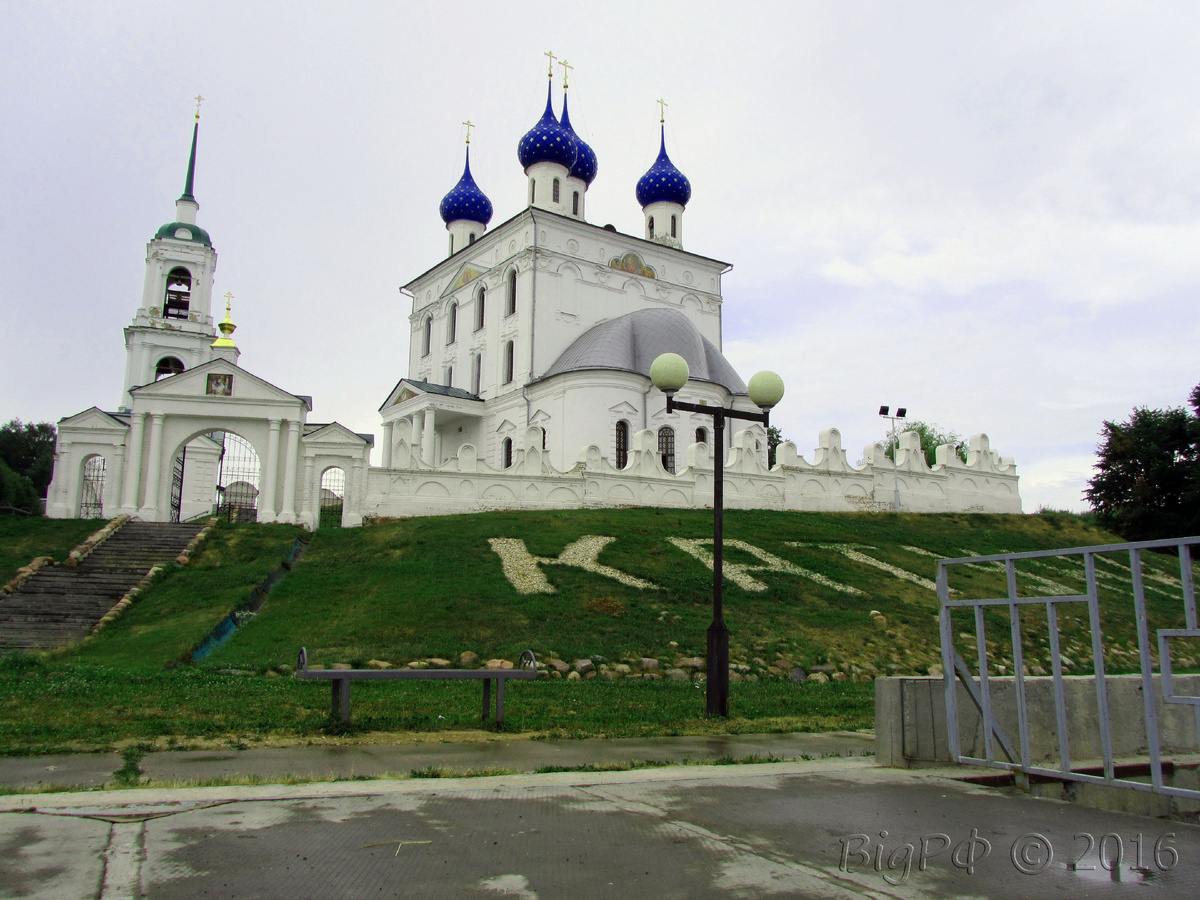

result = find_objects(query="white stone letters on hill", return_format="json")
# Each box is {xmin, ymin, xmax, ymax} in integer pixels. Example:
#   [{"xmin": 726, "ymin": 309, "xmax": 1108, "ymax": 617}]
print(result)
[
  {"xmin": 488, "ymin": 536, "xmax": 659, "ymax": 595},
  {"xmin": 669, "ymin": 537, "xmax": 863, "ymax": 594}
]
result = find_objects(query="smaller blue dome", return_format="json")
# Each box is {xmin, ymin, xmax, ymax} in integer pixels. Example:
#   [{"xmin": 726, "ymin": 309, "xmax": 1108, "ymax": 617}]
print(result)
[
  {"xmin": 560, "ymin": 94, "xmax": 597, "ymax": 186},
  {"xmin": 518, "ymin": 81, "xmax": 578, "ymax": 171},
  {"xmin": 636, "ymin": 126, "xmax": 691, "ymax": 208},
  {"xmin": 439, "ymin": 147, "xmax": 493, "ymax": 225}
]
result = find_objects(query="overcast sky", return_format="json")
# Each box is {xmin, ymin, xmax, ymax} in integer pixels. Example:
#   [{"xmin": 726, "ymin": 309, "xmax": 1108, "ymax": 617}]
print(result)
[{"xmin": 3, "ymin": 1, "xmax": 1197, "ymax": 513}]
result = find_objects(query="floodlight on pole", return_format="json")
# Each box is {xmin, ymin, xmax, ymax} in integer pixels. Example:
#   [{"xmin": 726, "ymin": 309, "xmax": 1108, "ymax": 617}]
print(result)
[
  {"xmin": 651, "ymin": 353, "xmax": 784, "ymax": 717},
  {"xmin": 879, "ymin": 405, "xmax": 908, "ymax": 511}
]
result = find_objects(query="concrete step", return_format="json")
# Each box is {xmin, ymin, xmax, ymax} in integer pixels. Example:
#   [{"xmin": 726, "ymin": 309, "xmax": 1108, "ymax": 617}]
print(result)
[{"xmin": 0, "ymin": 521, "xmax": 205, "ymax": 652}]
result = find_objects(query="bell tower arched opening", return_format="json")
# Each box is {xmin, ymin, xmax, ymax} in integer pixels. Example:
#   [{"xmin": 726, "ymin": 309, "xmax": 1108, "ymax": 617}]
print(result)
[{"xmin": 163, "ymin": 267, "xmax": 192, "ymax": 320}]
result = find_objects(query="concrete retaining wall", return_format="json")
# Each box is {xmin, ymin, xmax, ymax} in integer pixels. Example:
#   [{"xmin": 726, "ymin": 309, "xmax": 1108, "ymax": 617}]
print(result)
[{"xmin": 876, "ymin": 674, "xmax": 1200, "ymax": 767}]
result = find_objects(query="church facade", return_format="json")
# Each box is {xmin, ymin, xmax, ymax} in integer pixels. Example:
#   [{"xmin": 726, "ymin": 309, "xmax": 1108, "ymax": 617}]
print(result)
[{"xmin": 45, "ymin": 74, "xmax": 1022, "ymax": 526}]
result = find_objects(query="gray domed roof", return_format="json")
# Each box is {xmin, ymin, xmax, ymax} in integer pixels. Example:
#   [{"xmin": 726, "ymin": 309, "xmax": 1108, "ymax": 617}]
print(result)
[{"xmin": 543, "ymin": 308, "xmax": 747, "ymax": 393}]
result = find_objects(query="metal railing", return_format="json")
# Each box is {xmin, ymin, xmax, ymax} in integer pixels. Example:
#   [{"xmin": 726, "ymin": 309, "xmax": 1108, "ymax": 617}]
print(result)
[{"xmin": 938, "ymin": 535, "xmax": 1200, "ymax": 800}]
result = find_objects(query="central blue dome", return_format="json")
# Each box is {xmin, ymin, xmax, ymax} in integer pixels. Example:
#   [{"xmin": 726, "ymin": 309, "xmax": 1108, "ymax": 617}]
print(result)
[
  {"xmin": 560, "ymin": 94, "xmax": 597, "ymax": 186},
  {"xmin": 439, "ymin": 147, "xmax": 493, "ymax": 225},
  {"xmin": 518, "ymin": 81, "xmax": 578, "ymax": 171},
  {"xmin": 636, "ymin": 126, "xmax": 691, "ymax": 208}
]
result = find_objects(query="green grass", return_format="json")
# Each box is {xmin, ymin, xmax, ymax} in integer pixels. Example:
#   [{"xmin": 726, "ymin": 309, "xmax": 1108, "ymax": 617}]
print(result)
[
  {"xmin": 0, "ymin": 654, "xmax": 873, "ymax": 754},
  {"xmin": 66, "ymin": 522, "xmax": 303, "ymax": 669},
  {"xmin": 1, "ymin": 507, "xmax": 1195, "ymax": 754},
  {"xmin": 0, "ymin": 517, "xmax": 103, "ymax": 583}
]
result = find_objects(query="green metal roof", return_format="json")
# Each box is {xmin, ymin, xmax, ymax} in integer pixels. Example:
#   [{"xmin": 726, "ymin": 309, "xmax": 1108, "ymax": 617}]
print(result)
[{"xmin": 154, "ymin": 222, "xmax": 212, "ymax": 246}]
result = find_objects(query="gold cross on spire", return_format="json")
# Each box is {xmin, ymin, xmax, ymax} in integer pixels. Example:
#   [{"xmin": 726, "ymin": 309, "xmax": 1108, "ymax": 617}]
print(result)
[
  {"xmin": 559, "ymin": 58, "xmax": 573, "ymax": 90},
  {"xmin": 657, "ymin": 98, "xmax": 668, "ymax": 124},
  {"xmin": 544, "ymin": 50, "xmax": 557, "ymax": 77},
  {"xmin": 462, "ymin": 120, "xmax": 474, "ymax": 145},
  {"xmin": 194, "ymin": 94, "xmax": 204, "ymax": 122},
  {"xmin": 224, "ymin": 291, "xmax": 234, "ymax": 312}
]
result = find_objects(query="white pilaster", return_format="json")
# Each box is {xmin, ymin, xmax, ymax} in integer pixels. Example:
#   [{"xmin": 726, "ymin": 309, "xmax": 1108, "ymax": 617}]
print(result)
[
  {"xmin": 280, "ymin": 419, "xmax": 300, "ymax": 523},
  {"xmin": 139, "ymin": 413, "xmax": 165, "ymax": 518},
  {"xmin": 301, "ymin": 455, "xmax": 315, "ymax": 527},
  {"xmin": 121, "ymin": 412, "xmax": 146, "ymax": 512},
  {"xmin": 260, "ymin": 418, "xmax": 281, "ymax": 521}
]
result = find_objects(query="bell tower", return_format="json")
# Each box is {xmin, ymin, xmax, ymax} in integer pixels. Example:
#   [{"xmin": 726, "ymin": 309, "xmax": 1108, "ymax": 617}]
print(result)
[{"xmin": 120, "ymin": 98, "xmax": 232, "ymax": 410}]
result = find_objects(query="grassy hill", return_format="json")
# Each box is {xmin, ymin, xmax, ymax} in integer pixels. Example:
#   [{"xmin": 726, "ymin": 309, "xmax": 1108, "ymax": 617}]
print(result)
[{"xmin": 2, "ymin": 508, "xmax": 1194, "ymax": 754}]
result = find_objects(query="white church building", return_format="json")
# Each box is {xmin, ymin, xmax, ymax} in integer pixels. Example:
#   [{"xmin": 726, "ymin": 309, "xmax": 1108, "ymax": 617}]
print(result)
[{"xmin": 46, "ymin": 72, "xmax": 1022, "ymax": 526}]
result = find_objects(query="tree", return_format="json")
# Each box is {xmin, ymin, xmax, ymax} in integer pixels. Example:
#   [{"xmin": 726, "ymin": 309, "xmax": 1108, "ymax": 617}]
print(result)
[
  {"xmin": 880, "ymin": 420, "xmax": 968, "ymax": 467},
  {"xmin": 0, "ymin": 457, "xmax": 40, "ymax": 515},
  {"xmin": 767, "ymin": 425, "xmax": 785, "ymax": 467},
  {"xmin": 1085, "ymin": 387, "xmax": 1200, "ymax": 542},
  {"xmin": 0, "ymin": 419, "xmax": 56, "ymax": 498}
]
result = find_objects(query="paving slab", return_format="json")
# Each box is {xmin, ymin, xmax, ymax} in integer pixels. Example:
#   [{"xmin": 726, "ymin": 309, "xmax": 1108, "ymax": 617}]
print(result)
[{"xmin": 2, "ymin": 760, "xmax": 1198, "ymax": 899}]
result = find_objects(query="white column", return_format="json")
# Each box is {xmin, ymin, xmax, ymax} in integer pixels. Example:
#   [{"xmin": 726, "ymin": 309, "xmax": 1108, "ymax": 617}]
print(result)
[
  {"xmin": 280, "ymin": 420, "xmax": 300, "ymax": 523},
  {"xmin": 260, "ymin": 418, "xmax": 281, "ymax": 521},
  {"xmin": 411, "ymin": 411, "xmax": 424, "ymax": 464},
  {"xmin": 382, "ymin": 420, "xmax": 394, "ymax": 468},
  {"xmin": 139, "ymin": 413, "xmax": 165, "ymax": 518},
  {"xmin": 422, "ymin": 408, "xmax": 436, "ymax": 466},
  {"xmin": 120, "ymin": 412, "xmax": 146, "ymax": 511}
]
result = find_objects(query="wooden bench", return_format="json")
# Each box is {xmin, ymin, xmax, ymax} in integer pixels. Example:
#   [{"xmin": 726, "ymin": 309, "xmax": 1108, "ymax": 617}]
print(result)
[{"xmin": 294, "ymin": 648, "xmax": 538, "ymax": 725}]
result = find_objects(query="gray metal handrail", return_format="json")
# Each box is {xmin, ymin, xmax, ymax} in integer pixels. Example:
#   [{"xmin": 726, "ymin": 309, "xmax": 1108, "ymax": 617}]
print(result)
[{"xmin": 938, "ymin": 535, "xmax": 1200, "ymax": 800}]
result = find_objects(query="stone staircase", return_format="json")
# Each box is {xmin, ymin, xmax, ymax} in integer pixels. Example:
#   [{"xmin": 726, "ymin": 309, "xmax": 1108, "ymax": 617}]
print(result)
[{"xmin": 0, "ymin": 521, "xmax": 204, "ymax": 651}]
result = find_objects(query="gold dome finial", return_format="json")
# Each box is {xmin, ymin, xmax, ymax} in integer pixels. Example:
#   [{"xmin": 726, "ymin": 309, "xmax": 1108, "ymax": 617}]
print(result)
[{"xmin": 211, "ymin": 292, "xmax": 238, "ymax": 348}]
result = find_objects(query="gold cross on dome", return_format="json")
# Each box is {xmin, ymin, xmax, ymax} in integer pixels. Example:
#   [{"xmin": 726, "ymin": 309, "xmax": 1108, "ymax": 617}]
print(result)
[
  {"xmin": 657, "ymin": 98, "xmax": 668, "ymax": 124},
  {"xmin": 559, "ymin": 58, "xmax": 573, "ymax": 90},
  {"xmin": 462, "ymin": 120, "xmax": 474, "ymax": 145},
  {"xmin": 544, "ymin": 50, "xmax": 557, "ymax": 77},
  {"xmin": 194, "ymin": 94, "xmax": 204, "ymax": 121},
  {"xmin": 223, "ymin": 291, "xmax": 234, "ymax": 312}
]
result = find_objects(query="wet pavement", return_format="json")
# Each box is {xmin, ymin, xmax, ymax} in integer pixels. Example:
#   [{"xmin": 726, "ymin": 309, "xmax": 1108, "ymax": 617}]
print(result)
[
  {"xmin": 0, "ymin": 731, "xmax": 875, "ymax": 792},
  {"xmin": 2, "ymin": 751, "xmax": 1199, "ymax": 898}
]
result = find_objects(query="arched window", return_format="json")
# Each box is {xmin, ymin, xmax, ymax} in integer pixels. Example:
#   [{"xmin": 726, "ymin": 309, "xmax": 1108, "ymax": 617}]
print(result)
[
  {"xmin": 572, "ymin": 191, "xmax": 579, "ymax": 216},
  {"xmin": 505, "ymin": 269, "xmax": 517, "ymax": 316},
  {"xmin": 552, "ymin": 178, "xmax": 560, "ymax": 203},
  {"xmin": 421, "ymin": 317, "xmax": 432, "ymax": 356},
  {"xmin": 541, "ymin": 427, "xmax": 547, "ymax": 450},
  {"xmin": 474, "ymin": 286, "xmax": 485, "ymax": 331},
  {"xmin": 502, "ymin": 437, "xmax": 513, "ymax": 468},
  {"xmin": 468, "ymin": 232, "xmax": 476, "ymax": 244},
  {"xmin": 155, "ymin": 356, "xmax": 184, "ymax": 380},
  {"xmin": 503, "ymin": 341, "xmax": 514, "ymax": 384},
  {"xmin": 658, "ymin": 426, "xmax": 676, "ymax": 474},
  {"xmin": 163, "ymin": 267, "xmax": 191, "ymax": 319},
  {"xmin": 529, "ymin": 178, "xmax": 536, "ymax": 204},
  {"xmin": 449, "ymin": 234, "xmax": 454, "ymax": 254},
  {"xmin": 446, "ymin": 302, "xmax": 457, "ymax": 344},
  {"xmin": 472, "ymin": 353, "xmax": 482, "ymax": 395},
  {"xmin": 695, "ymin": 426, "xmax": 707, "ymax": 447},
  {"xmin": 647, "ymin": 216, "xmax": 654, "ymax": 239},
  {"xmin": 615, "ymin": 420, "xmax": 630, "ymax": 469},
  {"xmin": 444, "ymin": 365, "xmax": 453, "ymax": 386},
  {"xmin": 671, "ymin": 215, "xmax": 677, "ymax": 238}
]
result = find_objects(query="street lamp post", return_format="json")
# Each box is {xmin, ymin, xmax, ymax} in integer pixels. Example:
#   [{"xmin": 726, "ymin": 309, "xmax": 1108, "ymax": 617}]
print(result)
[
  {"xmin": 878, "ymin": 405, "xmax": 907, "ymax": 512},
  {"xmin": 651, "ymin": 353, "xmax": 784, "ymax": 717}
]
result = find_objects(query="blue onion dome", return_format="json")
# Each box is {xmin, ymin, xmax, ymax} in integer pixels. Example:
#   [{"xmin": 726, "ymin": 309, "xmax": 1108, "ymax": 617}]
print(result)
[
  {"xmin": 517, "ymin": 81, "xmax": 578, "ymax": 171},
  {"xmin": 559, "ymin": 93, "xmax": 597, "ymax": 186},
  {"xmin": 636, "ymin": 126, "xmax": 692, "ymax": 208},
  {"xmin": 439, "ymin": 146, "xmax": 493, "ymax": 225}
]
